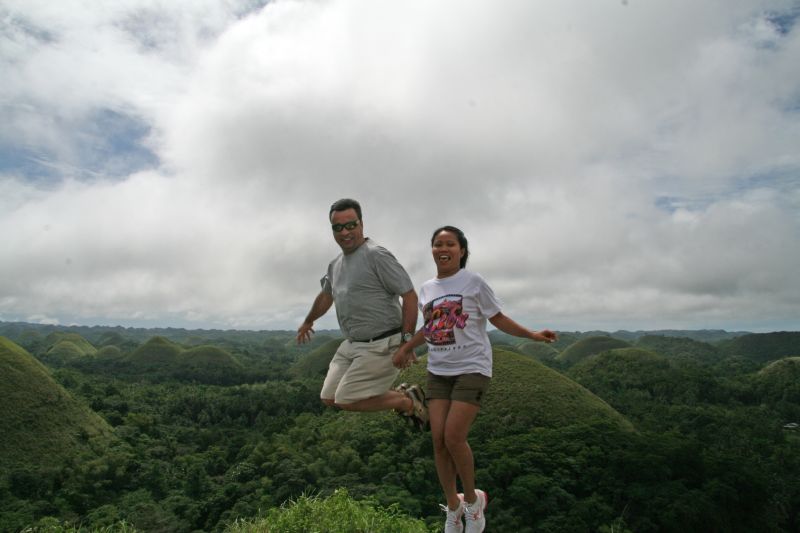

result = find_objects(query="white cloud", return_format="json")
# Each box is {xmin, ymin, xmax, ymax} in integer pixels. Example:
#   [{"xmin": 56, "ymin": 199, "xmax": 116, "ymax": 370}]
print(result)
[{"xmin": 1, "ymin": 0, "xmax": 799, "ymax": 332}]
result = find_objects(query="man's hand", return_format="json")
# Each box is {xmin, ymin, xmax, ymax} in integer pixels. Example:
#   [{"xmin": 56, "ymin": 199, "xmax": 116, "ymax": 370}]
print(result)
[{"xmin": 297, "ymin": 321, "xmax": 315, "ymax": 344}]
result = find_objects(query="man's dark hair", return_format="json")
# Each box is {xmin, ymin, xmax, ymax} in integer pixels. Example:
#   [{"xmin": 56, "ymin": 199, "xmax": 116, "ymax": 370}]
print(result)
[
  {"xmin": 329, "ymin": 198, "xmax": 362, "ymax": 221},
  {"xmin": 431, "ymin": 225, "xmax": 470, "ymax": 268}
]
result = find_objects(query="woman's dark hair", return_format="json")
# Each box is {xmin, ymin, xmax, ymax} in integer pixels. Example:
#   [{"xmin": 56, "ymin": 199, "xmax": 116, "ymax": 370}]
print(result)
[
  {"xmin": 431, "ymin": 225, "xmax": 469, "ymax": 268},
  {"xmin": 329, "ymin": 198, "xmax": 362, "ymax": 221}
]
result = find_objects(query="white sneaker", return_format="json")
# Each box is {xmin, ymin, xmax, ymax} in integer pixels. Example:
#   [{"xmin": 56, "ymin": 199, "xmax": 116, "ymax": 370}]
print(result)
[
  {"xmin": 461, "ymin": 489, "xmax": 487, "ymax": 533},
  {"xmin": 439, "ymin": 501, "xmax": 464, "ymax": 533}
]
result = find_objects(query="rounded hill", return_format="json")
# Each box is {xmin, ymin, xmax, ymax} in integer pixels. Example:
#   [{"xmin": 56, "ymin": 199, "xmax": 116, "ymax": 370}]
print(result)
[
  {"xmin": 96, "ymin": 331, "xmax": 139, "ymax": 352},
  {"xmin": 397, "ymin": 348, "xmax": 633, "ymax": 435},
  {"xmin": 718, "ymin": 332, "xmax": 800, "ymax": 364},
  {"xmin": 126, "ymin": 336, "xmax": 184, "ymax": 367},
  {"xmin": 556, "ymin": 336, "xmax": 631, "ymax": 366},
  {"xmin": 290, "ymin": 337, "xmax": 344, "ymax": 378},
  {"xmin": 45, "ymin": 332, "xmax": 97, "ymax": 355},
  {"xmin": 180, "ymin": 345, "xmax": 242, "ymax": 367},
  {"xmin": 514, "ymin": 339, "xmax": 560, "ymax": 362},
  {"xmin": 124, "ymin": 337, "xmax": 245, "ymax": 383},
  {"xmin": 568, "ymin": 347, "xmax": 670, "ymax": 387},
  {"xmin": 567, "ymin": 347, "xmax": 711, "ymax": 411},
  {"xmin": 758, "ymin": 356, "xmax": 800, "ymax": 379},
  {"xmin": 635, "ymin": 335, "xmax": 720, "ymax": 363},
  {"xmin": 756, "ymin": 357, "xmax": 800, "ymax": 404},
  {"xmin": 0, "ymin": 337, "xmax": 114, "ymax": 469},
  {"xmin": 44, "ymin": 332, "xmax": 97, "ymax": 364}
]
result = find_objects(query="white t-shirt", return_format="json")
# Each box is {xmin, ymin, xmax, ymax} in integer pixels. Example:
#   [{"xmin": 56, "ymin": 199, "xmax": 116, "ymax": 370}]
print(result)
[{"xmin": 418, "ymin": 269, "xmax": 502, "ymax": 377}]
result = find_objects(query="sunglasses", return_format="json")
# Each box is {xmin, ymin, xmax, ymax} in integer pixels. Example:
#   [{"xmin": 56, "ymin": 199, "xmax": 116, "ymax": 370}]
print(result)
[{"xmin": 331, "ymin": 219, "xmax": 360, "ymax": 233}]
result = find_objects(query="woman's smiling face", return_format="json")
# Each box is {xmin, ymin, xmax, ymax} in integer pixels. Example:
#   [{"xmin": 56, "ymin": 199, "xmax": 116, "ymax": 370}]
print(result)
[{"xmin": 432, "ymin": 230, "xmax": 464, "ymax": 278}]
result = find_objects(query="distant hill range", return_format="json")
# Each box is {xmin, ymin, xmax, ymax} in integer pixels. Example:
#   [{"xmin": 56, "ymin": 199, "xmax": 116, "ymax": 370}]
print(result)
[
  {"xmin": 1, "ymin": 320, "xmax": 754, "ymax": 347},
  {"xmin": 0, "ymin": 337, "xmax": 115, "ymax": 469},
  {"xmin": 0, "ymin": 320, "xmax": 300, "ymax": 350},
  {"xmin": 717, "ymin": 332, "xmax": 800, "ymax": 364}
]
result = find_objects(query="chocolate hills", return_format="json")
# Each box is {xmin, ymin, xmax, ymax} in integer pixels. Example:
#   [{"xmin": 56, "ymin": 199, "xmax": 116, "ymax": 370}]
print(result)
[
  {"xmin": 718, "ymin": 331, "xmax": 800, "ymax": 364},
  {"xmin": 290, "ymin": 337, "xmax": 344, "ymax": 378},
  {"xmin": 513, "ymin": 339, "xmax": 560, "ymax": 361},
  {"xmin": 556, "ymin": 335, "xmax": 631, "ymax": 366},
  {"xmin": 126, "ymin": 335, "xmax": 184, "ymax": 367},
  {"xmin": 124, "ymin": 336, "xmax": 244, "ymax": 383},
  {"xmin": 0, "ymin": 337, "xmax": 114, "ymax": 469},
  {"xmin": 44, "ymin": 332, "xmax": 98, "ymax": 364},
  {"xmin": 635, "ymin": 334, "xmax": 721, "ymax": 363},
  {"xmin": 756, "ymin": 357, "xmax": 800, "ymax": 405},
  {"xmin": 397, "ymin": 347, "xmax": 633, "ymax": 434}
]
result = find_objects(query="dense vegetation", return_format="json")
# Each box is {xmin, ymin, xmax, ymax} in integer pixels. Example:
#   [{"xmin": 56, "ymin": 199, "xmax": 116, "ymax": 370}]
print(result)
[{"xmin": 1, "ymin": 322, "xmax": 799, "ymax": 532}]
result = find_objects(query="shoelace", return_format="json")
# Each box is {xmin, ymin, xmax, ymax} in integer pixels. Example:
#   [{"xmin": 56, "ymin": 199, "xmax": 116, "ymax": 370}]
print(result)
[
  {"xmin": 439, "ymin": 503, "xmax": 463, "ymax": 524},
  {"xmin": 463, "ymin": 497, "xmax": 483, "ymax": 520}
]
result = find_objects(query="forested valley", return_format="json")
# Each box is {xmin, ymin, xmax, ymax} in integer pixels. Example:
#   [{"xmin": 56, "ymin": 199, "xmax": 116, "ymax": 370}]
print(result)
[{"xmin": 1, "ymin": 321, "xmax": 799, "ymax": 533}]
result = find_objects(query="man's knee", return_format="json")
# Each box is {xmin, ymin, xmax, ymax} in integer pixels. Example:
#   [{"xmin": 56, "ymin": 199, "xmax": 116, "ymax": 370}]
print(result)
[{"xmin": 322, "ymin": 395, "xmax": 357, "ymax": 409}]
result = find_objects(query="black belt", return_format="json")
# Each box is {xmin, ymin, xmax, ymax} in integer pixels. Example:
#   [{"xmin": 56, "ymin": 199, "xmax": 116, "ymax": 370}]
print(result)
[{"xmin": 351, "ymin": 327, "xmax": 402, "ymax": 343}]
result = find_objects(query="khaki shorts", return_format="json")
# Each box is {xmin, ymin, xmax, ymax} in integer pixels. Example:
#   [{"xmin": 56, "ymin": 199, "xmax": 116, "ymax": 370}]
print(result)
[
  {"xmin": 321, "ymin": 333, "xmax": 401, "ymax": 405},
  {"xmin": 426, "ymin": 372, "xmax": 491, "ymax": 406}
]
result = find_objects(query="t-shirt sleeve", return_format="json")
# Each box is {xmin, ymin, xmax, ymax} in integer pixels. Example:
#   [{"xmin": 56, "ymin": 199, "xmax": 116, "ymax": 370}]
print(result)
[
  {"xmin": 370, "ymin": 246, "xmax": 414, "ymax": 295},
  {"xmin": 320, "ymin": 265, "xmax": 333, "ymax": 294},
  {"xmin": 475, "ymin": 275, "xmax": 502, "ymax": 318}
]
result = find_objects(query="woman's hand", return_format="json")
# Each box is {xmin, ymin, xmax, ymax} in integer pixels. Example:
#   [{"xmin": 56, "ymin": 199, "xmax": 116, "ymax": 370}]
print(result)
[
  {"xmin": 392, "ymin": 346, "xmax": 417, "ymax": 369},
  {"xmin": 534, "ymin": 329, "xmax": 558, "ymax": 343}
]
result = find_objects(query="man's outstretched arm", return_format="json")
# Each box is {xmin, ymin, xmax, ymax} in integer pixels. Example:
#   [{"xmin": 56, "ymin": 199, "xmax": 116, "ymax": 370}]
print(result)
[{"xmin": 297, "ymin": 291, "xmax": 334, "ymax": 343}]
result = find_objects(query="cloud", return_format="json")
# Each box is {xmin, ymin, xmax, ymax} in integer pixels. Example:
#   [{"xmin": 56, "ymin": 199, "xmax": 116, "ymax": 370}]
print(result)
[{"xmin": 1, "ymin": 0, "xmax": 799, "ymax": 332}]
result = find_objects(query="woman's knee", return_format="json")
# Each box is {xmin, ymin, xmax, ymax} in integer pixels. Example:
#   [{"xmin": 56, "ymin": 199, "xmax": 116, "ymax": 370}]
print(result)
[{"xmin": 443, "ymin": 429, "xmax": 468, "ymax": 452}]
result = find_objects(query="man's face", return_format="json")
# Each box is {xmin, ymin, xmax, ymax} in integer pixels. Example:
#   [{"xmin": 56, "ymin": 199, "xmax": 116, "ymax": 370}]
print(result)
[{"xmin": 330, "ymin": 208, "xmax": 365, "ymax": 254}]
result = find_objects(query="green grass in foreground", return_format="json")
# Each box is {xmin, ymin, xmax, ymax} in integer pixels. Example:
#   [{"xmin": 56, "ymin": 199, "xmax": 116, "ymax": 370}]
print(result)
[
  {"xmin": 20, "ymin": 490, "xmax": 434, "ymax": 533},
  {"xmin": 20, "ymin": 518, "xmax": 137, "ymax": 533},
  {"xmin": 227, "ymin": 489, "xmax": 435, "ymax": 533}
]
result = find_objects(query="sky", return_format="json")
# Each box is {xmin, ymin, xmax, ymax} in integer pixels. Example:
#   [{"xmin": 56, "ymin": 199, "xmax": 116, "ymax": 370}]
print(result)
[{"xmin": 1, "ymin": 0, "xmax": 799, "ymax": 334}]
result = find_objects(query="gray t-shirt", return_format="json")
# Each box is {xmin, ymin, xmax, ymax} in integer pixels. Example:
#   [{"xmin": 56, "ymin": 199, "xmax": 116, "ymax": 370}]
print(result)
[{"xmin": 321, "ymin": 238, "xmax": 414, "ymax": 341}]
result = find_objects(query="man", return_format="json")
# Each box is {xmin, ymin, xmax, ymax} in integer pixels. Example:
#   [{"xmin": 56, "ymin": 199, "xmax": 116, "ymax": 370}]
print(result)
[{"xmin": 297, "ymin": 198, "xmax": 427, "ymax": 428}]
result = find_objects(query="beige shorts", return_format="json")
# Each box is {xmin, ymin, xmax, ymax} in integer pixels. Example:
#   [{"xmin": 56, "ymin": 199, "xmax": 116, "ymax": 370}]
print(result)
[{"xmin": 321, "ymin": 333, "xmax": 402, "ymax": 405}]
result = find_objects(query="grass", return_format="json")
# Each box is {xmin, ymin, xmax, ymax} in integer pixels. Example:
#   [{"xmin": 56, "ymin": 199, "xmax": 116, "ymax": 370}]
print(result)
[
  {"xmin": 20, "ymin": 518, "xmax": 138, "ymax": 532},
  {"xmin": 225, "ymin": 489, "xmax": 434, "ymax": 533}
]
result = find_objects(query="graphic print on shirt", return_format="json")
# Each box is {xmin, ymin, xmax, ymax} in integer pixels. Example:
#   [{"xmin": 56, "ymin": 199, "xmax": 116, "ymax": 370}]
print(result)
[{"xmin": 422, "ymin": 294, "xmax": 469, "ymax": 346}]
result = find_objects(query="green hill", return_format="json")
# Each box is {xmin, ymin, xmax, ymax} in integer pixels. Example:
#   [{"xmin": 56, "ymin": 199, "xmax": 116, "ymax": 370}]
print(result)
[
  {"xmin": 397, "ymin": 347, "xmax": 633, "ymax": 434},
  {"xmin": 126, "ymin": 335, "xmax": 184, "ymax": 367},
  {"xmin": 45, "ymin": 332, "xmax": 97, "ymax": 354},
  {"xmin": 124, "ymin": 337, "xmax": 247, "ymax": 383},
  {"xmin": 0, "ymin": 337, "xmax": 114, "ymax": 469},
  {"xmin": 756, "ymin": 357, "xmax": 800, "ymax": 405},
  {"xmin": 566, "ymin": 347, "xmax": 720, "ymax": 418},
  {"xmin": 42, "ymin": 332, "xmax": 98, "ymax": 365},
  {"xmin": 96, "ymin": 344, "xmax": 124, "ymax": 359},
  {"xmin": 290, "ymin": 337, "xmax": 344, "ymax": 378},
  {"xmin": 96, "ymin": 331, "xmax": 140, "ymax": 352},
  {"xmin": 718, "ymin": 332, "xmax": 800, "ymax": 364},
  {"xmin": 515, "ymin": 339, "xmax": 560, "ymax": 362},
  {"xmin": 568, "ymin": 347, "xmax": 671, "ymax": 389},
  {"xmin": 556, "ymin": 336, "xmax": 631, "ymax": 366},
  {"xmin": 635, "ymin": 334, "xmax": 720, "ymax": 363},
  {"xmin": 180, "ymin": 345, "xmax": 242, "ymax": 367}
]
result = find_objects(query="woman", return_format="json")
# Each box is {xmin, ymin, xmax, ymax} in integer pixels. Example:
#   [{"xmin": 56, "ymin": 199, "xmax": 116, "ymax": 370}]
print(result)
[{"xmin": 393, "ymin": 226, "xmax": 557, "ymax": 533}]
